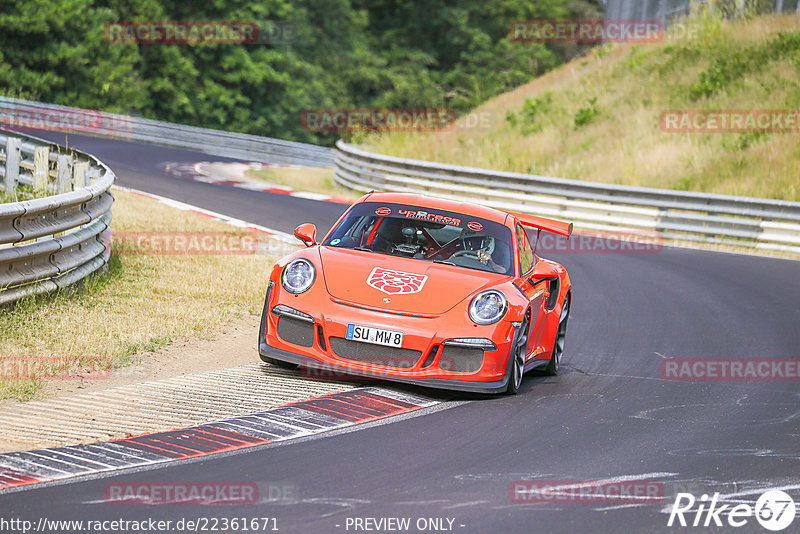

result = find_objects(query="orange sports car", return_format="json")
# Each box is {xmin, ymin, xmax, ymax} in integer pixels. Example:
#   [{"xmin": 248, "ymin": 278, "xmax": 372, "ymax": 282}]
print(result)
[{"xmin": 258, "ymin": 192, "xmax": 572, "ymax": 394}]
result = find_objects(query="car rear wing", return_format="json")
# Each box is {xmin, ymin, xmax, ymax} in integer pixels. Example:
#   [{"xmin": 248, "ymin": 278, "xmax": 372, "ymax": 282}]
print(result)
[{"xmin": 511, "ymin": 213, "xmax": 573, "ymax": 238}]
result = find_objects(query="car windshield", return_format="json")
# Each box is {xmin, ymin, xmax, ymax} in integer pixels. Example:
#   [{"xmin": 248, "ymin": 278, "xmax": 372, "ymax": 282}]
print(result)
[{"xmin": 322, "ymin": 202, "xmax": 514, "ymax": 276}]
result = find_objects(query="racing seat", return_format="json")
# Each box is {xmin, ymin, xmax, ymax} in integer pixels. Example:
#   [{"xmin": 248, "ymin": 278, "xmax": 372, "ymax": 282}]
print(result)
[
  {"xmin": 491, "ymin": 241, "xmax": 512, "ymax": 274},
  {"xmin": 371, "ymin": 218, "xmax": 405, "ymax": 252}
]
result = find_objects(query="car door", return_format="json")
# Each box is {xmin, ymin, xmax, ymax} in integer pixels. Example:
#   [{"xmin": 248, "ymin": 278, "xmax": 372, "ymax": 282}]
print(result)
[{"xmin": 514, "ymin": 224, "xmax": 545, "ymax": 361}]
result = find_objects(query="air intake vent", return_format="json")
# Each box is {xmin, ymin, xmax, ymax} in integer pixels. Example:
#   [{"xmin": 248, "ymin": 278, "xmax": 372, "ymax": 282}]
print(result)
[
  {"xmin": 317, "ymin": 324, "xmax": 327, "ymax": 351},
  {"xmin": 422, "ymin": 345, "xmax": 440, "ymax": 368},
  {"xmin": 329, "ymin": 338, "xmax": 422, "ymax": 368},
  {"xmin": 440, "ymin": 346, "xmax": 484, "ymax": 373},
  {"xmin": 546, "ymin": 279, "xmax": 559, "ymax": 310},
  {"xmin": 278, "ymin": 316, "xmax": 314, "ymax": 347}
]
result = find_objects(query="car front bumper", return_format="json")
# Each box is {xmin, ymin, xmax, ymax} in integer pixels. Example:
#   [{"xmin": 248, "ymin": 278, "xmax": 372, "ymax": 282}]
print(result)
[
  {"xmin": 259, "ymin": 337, "xmax": 513, "ymax": 394},
  {"xmin": 259, "ymin": 274, "xmax": 537, "ymax": 394}
]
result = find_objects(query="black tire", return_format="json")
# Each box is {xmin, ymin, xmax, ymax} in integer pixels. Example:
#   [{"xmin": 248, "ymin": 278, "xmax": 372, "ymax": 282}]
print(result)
[
  {"xmin": 505, "ymin": 309, "xmax": 531, "ymax": 395},
  {"xmin": 258, "ymin": 291, "xmax": 298, "ymax": 370},
  {"xmin": 545, "ymin": 294, "xmax": 569, "ymax": 376}
]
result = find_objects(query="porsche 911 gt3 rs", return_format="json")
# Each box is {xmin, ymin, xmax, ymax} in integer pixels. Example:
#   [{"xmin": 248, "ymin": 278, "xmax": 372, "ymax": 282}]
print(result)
[{"xmin": 258, "ymin": 192, "xmax": 572, "ymax": 394}]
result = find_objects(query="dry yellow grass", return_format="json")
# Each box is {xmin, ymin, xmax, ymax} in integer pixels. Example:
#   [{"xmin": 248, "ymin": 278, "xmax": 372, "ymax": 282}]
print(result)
[
  {"xmin": 247, "ymin": 166, "xmax": 361, "ymax": 201},
  {"xmin": 368, "ymin": 13, "xmax": 800, "ymax": 201},
  {"xmin": 0, "ymin": 190, "xmax": 275, "ymax": 401}
]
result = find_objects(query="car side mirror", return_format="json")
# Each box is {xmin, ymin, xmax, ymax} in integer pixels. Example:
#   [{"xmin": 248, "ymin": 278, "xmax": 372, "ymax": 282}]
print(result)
[
  {"xmin": 294, "ymin": 223, "xmax": 317, "ymax": 247},
  {"xmin": 528, "ymin": 262, "xmax": 559, "ymax": 284},
  {"xmin": 528, "ymin": 262, "xmax": 560, "ymax": 310}
]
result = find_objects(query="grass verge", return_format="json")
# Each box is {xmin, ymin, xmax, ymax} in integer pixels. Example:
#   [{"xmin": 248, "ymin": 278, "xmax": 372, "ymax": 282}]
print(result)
[
  {"xmin": 0, "ymin": 189, "xmax": 275, "ymax": 401},
  {"xmin": 246, "ymin": 166, "xmax": 361, "ymax": 201},
  {"xmin": 366, "ymin": 13, "xmax": 800, "ymax": 201}
]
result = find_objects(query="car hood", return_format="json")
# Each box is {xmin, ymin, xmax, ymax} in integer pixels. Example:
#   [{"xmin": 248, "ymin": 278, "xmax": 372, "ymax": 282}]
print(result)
[{"xmin": 319, "ymin": 247, "xmax": 504, "ymax": 315}]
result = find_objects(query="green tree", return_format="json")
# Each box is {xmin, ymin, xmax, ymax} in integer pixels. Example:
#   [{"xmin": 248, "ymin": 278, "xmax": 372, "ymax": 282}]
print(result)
[
  {"xmin": 0, "ymin": 0, "xmax": 605, "ymax": 144},
  {"xmin": 0, "ymin": 0, "xmax": 145, "ymax": 111}
]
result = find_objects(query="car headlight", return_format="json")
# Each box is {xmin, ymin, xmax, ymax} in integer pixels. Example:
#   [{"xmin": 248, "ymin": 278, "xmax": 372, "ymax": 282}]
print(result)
[
  {"xmin": 468, "ymin": 290, "xmax": 508, "ymax": 325},
  {"xmin": 282, "ymin": 259, "xmax": 316, "ymax": 294}
]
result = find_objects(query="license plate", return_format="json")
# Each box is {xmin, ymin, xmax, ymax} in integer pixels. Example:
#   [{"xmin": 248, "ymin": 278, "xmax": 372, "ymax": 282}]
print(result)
[{"xmin": 346, "ymin": 324, "xmax": 404, "ymax": 348}]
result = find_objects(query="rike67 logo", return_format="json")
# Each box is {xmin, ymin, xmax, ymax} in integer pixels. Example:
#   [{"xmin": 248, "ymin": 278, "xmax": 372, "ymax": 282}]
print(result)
[{"xmin": 668, "ymin": 490, "xmax": 796, "ymax": 531}]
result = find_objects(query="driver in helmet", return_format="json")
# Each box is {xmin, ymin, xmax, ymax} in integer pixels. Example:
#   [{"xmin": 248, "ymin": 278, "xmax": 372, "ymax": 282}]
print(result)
[{"xmin": 457, "ymin": 228, "xmax": 509, "ymax": 274}]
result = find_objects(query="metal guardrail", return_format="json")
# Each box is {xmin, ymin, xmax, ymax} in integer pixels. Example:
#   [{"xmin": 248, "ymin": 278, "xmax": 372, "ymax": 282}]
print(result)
[
  {"xmin": 602, "ymin": 0, "xmax": 800, "ymax": 24},
  {"xmin": 0, "ymin": 97, "xmax": 334, "ymax": 168},
  {"xmin": 0, "ymin": 130, "xmax": 114, "ymax": 305},
  {"xmin": 334, "ymin": 140, "xmax": 800, "ymax": 254}
]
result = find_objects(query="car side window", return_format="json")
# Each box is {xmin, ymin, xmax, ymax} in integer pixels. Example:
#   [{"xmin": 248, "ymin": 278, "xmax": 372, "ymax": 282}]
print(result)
[{"xmin": 517, "ymin": 224, "xmax": 534, "ymax": 275}]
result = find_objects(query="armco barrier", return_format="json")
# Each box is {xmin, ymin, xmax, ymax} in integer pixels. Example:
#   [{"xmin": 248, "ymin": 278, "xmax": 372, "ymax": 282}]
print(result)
[
  {"xmin": 334, "ymin": 140, "xmax": 800, "ymax": 255},
  {"xmin": 0, "ymin": 97, "xmax": 333, "ymax": 168},
  {"xmin": 0, "ymin": 130, "xmax": 114, "ymax": 305}
]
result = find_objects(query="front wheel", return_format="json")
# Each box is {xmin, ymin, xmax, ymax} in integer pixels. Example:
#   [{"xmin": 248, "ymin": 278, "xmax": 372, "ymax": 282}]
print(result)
[
  {"xmin": 545, "ymin": 295, "xmax": 570, "ymax": 376},
  {"xmin": 505, "ymin": 309, "xmax": 530, "ymax": 395}
]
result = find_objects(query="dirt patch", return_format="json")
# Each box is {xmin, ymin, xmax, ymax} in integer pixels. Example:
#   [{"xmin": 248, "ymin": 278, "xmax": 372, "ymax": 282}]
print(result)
[{"xmin": 0, "ymin": 313, "xmax": 262, "ymax": 410}]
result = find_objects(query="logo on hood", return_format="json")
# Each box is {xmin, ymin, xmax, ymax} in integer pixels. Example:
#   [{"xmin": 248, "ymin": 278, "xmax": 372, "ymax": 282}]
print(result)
[{"xmin": 367, "ymin": 267, "xmax": 428, "ymax": 295}]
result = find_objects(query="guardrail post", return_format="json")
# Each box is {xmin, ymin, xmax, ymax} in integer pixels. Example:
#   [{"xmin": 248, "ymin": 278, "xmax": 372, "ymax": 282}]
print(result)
[
  {"xmin": 4, "ymin": 137, "xmax": 21, "ymax": 201},
  {"xmin": 56, "ymin": 154, "xmax": 73, "ymax": 194},
  {"xmin": 33, "ymin": 146, "xmax": 49, "ymax": 191},
  {"xmin": 72, "ymin": 161, "xmax": 89, "ymax": 189}
]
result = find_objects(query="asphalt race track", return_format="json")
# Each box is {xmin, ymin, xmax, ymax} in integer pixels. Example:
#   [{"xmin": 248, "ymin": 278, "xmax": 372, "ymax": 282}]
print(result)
[
  {"xmin": 2, "ymin": 132, "xmax": 799, "ymax": 533},
  {"xmin": 28, "ymin": 131, "xmax": 342, "ymax": 235}
]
